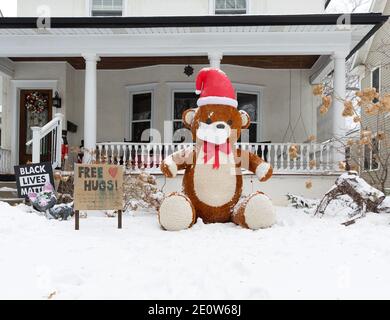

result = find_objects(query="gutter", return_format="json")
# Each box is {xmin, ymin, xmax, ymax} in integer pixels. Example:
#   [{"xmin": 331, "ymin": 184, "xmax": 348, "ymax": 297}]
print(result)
[{"xmin": 0, "ymin": 13, "xmax": 388, "ymax": 29}]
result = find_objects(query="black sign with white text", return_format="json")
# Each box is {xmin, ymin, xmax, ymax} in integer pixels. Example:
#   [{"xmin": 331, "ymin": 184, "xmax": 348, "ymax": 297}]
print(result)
[{"xmin": 14, "ymin": 162, "xmax": 55, "ymax": 198}]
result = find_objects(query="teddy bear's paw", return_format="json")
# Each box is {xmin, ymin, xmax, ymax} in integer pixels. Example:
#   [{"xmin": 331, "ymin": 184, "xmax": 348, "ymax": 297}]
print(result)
[
  {"xmin": 158, "ymin": 193, "xmax": 196, "ymax": 231},
  {"xmin": 233, "ymin": 192, "xmax": 276, "ymax": 230}
]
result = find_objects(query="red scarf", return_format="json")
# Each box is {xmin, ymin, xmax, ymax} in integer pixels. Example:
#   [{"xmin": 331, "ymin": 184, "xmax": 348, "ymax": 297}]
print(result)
[{"xmin": 203, "ymin": 141, "xmax": 231, "ymax": 169}]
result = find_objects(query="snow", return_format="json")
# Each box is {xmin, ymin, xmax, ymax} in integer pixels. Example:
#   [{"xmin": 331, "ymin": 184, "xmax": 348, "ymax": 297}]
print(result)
[
  {"xmin": 1, "ymin": 200, "xmax": 390, "ymax": 300},
  {"xmin": 336, "ymin": 172, "xmax": 385, "ymax": 201}
]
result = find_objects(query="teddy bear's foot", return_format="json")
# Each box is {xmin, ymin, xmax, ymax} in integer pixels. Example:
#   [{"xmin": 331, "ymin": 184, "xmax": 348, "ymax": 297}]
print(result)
[
  {"xmin": 158, "ymin": 193, "xmax": 196, "ymax": 231},
  {"xmin": 232, "ymin": 192, "xmax": 276, "ymax": 230}
]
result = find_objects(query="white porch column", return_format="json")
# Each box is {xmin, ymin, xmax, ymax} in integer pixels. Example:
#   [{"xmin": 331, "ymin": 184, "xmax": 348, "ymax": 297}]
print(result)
[
  {"xmin": 208, "ymin": 52, "xmax": 223, "ymax": 69},
  {"xmin": 332, "ymin": 52, "xmax": 347, "ymax": 169},
  {"xmin": 82, "ymin": 53, "xmax": 99, "ymax": 163}
]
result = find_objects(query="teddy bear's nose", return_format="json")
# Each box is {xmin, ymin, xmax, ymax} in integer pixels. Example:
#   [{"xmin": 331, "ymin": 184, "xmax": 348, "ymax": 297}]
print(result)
[{"xmin": 216, "ymin": 124, "xmax": 225, "ymax": 129}]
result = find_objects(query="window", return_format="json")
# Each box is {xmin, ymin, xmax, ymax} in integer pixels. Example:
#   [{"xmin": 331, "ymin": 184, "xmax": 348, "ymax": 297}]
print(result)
[
  {"xmin": 371, "ymin": 67, "xmax": 380, "ymax": 103},
  {"xmin": 130, "ymin": 92, "xmax": 152, "ymax": 142},
  {"xmin": 237, "ymin": 92, "xmax": 259, "ymax": 142},
  {"xmin": 91, "ymin": 0, "xmax": 123, "ymax": 16},
  {"xmin": 364, "ymin": 137, "xmax": 380, "ymax": 171},
  {"xmin": 171, "ymin": 88, "xmax": 260, "ymax": 143},
  {"xmin": 215, "ymin": 0, "xmax": 247, "ymax": 14},
  {"xmin": 173, "ymin": 92, "xmax": 198, "ymax": 142}
]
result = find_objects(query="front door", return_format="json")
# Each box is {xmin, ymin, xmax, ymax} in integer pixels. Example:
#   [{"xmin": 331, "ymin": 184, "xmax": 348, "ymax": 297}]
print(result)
[{"xmin": 19, "ymin": 90, "xmax": 53, "ymax": 164}]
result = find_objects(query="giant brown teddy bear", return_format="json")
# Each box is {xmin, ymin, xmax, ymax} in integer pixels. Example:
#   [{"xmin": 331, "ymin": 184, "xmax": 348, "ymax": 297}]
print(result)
[{"xmin": 159, "ymin": 68, "xmax": 276, "ymax": 231}]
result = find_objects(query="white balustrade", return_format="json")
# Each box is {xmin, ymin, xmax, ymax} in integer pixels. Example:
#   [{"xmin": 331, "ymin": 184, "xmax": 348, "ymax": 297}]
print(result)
[{"xmin": 96, "ymin": 141, "xmax": 337, "ymax": 174}]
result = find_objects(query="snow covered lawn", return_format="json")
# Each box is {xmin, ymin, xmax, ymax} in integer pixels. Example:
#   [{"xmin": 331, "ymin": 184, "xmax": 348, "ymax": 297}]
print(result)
[{"xmin": 1, "ymin": 201, "xmax": 390, "ymax": 300}]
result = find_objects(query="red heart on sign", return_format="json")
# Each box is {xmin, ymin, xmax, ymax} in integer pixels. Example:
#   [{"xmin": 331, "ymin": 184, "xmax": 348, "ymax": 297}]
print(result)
[{"xmin": 108, "ymin": 167, "xmax": 118, "ymax": 178}]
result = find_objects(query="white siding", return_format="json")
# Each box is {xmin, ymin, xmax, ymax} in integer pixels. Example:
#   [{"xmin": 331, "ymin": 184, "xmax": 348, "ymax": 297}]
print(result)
[
  {"xmin": 17, "ymin": 0, "xmax": 325, "ymax": 17},
  {"xmin": 359, "ymin": 2, "xmax": 390, "ymax": 190}
]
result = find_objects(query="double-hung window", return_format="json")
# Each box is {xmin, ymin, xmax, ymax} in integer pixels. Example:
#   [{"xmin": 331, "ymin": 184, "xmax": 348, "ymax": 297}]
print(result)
[
  {"xmin": 215, "ymin": 0, "xmax": 247, "ymax": 14},
  {"xmin": 130, "ymin": 92, "xmax": 152, "ymax": 142},
  {"xmin": 371, "ymin": 67, "xmax": 380, "ymax": 103},
  {"xmin": 91, "ymin": 0, "xmax": 123, "ymax": 17},
  {"xmin": 364, "ymin": 137, "xmax": 380, "ymax": 171},
  {"xmin": 173, "ymin": 92, "xmax": 198, "ymax": 142}
]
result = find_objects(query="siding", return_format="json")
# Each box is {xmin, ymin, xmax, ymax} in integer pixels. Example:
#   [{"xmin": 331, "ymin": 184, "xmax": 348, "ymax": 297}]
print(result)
[
  {"xmin": 359, "ymin": 2, "xmax": 390, "ymax": 191},
  {"xmin": 17, "ymin": 0, "xmax": 325, "ymax": 17}
]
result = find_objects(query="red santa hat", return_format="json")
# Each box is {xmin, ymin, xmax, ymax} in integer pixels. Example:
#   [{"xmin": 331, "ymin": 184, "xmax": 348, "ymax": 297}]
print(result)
[{"xmin": 195, "ymin": 68, "xmax": 238, "ymax": 108}]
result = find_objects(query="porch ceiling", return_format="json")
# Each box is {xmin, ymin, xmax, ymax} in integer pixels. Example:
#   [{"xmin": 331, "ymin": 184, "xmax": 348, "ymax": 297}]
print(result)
[{"xmin": 9, "ymin": 55, "xmax": 320, "ymax": 70}]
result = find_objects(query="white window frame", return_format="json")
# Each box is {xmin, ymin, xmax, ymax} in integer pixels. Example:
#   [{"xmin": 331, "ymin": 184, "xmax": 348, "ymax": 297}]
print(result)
[
  {"xmin": 167, "ymin": 82, "xmax": 262, "ymax": 142},
  {"xmin": 126, "ymin": 83, "xmax": 157, "ymax": 142},
  {"xmin": 87, "ymin": 0, "xmax": 126, "ymax": 17},
  {"xmin": 172, "ymin": 89, "xmax": 197, "ymax": 137},
  {"xmin": 212, "ymin": 0, "xmax": 249, "ymax": 15},
  {"xmin": 234, "ymin": 83, "xmax": 263, "ymax": 142},
  {"xmin": 363, "ymin": 136, "xmax": 380, "ymax": 172}
]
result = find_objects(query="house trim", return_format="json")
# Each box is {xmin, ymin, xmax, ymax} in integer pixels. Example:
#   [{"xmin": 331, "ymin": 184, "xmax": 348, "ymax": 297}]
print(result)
[{"xmin": 10, "ymin": 80, "xmax": 59, "ymax": 166}]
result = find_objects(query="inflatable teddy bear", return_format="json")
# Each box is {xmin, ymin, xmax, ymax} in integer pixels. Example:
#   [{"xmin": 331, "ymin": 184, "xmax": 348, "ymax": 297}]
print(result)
[{"xmin": 159, "ymin": 68, "xmax": 275, "ymax": 231}]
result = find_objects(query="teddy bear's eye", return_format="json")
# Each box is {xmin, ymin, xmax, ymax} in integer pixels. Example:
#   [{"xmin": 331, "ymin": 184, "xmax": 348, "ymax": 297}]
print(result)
[
  {"xmin": 227, "ymin": 120, "xmax": 233, "ymax": 126},
  {"xmin": 206, "ymin": 118, "xmax": 212, "ymax": 125}
]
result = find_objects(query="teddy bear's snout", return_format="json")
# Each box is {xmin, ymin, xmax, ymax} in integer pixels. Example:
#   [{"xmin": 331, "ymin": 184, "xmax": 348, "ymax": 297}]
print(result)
[{"xmin": 216, "ymin": 123, "xmax": 226, "ymax": 129}]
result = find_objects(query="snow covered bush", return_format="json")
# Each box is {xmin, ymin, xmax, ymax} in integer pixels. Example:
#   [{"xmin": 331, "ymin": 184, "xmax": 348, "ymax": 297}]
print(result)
[{"xmin": 123, "ymin": 172, "xmax": 164, "ymax": 212}]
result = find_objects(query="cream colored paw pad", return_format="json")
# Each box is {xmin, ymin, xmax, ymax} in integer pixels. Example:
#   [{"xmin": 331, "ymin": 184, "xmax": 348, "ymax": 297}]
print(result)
[
  {"xmin": 244, "ymin": 193, "xmax": 276, "ymax": 230},
  {"xmin": 159, "ymin": 194, "xmax": 195, "ymax": 231}
]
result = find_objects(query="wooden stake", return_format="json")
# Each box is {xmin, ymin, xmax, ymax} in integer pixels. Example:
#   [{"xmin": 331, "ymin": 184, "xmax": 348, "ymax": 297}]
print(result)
[
  {"xmin": 118, "ymin": 210, "xmax": 122, "ymax": 229},
  {"xmin": 75, "ymin": 210, "xmax": 80, "ymax": 230}
]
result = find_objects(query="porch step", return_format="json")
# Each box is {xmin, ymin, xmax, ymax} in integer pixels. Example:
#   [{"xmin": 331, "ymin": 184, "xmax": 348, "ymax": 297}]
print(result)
[
  {"xmin": 0, "ymin": 174, "xmax": 15, "ymax": 182},
  {"xmin": 0, "ymin": 181, "xmax": 25, "ymax": 206}
]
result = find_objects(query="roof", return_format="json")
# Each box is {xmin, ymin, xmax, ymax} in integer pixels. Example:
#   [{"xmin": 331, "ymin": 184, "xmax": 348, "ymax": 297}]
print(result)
[
  {"xmin": 352, "ymin": 0, "xmax": 389, "ymax": 68},
  {"xmin": 0, "ymin": 13, "xmax": 387, "ymax": 29},
  {"xmin": 0, "ymin": 14, "xmax": 388, "ymax": 64}
]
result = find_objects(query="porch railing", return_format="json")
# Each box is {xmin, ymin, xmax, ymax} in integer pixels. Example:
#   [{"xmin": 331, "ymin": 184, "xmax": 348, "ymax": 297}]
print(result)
[
  {"xmin": 0, "ymin": 148, "xmax": 12, "ymax": 174},
  {"xmin": 26, "ymin": 113, "xmax": 64, "ymax": 169},
  {"xmin": 96, "ymin": 141, "xmax": 336, "ymax": 174}
]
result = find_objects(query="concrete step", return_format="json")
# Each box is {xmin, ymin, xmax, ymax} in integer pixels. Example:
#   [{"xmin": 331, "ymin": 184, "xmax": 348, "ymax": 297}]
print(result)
[
  {"xmin": 0, "ymin": 181, "xmax": 17, "ymax": 189},
  {"xmin": 0, "ymin": 198, "xmax": 25, "ymax": 206},
  {"xmin": 0, "ymin": 181, "xmax": 24, "ymax": 206},
  {"xmin": 0, "ymin": 174, "xmax": 16, "ymax": 182}
]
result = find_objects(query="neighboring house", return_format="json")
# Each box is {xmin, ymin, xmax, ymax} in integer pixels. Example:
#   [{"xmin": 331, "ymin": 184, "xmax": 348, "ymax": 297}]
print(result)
[
  {"xmin": 352, "ymin": 0, "xmax": 390, "ymax": 191},
  {"xmin": 0, "ymin": 0, "xmax": 388, "ymax": 202}
]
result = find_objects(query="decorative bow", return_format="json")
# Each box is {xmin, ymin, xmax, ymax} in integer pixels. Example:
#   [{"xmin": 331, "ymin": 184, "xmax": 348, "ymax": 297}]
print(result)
[{"xmin": 203, "ymin": 141, "xmax": 231, "ymax": 169}]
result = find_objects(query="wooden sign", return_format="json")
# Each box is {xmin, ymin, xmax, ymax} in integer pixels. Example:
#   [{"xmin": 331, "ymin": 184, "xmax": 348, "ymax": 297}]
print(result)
[
  {"xmin": 14, "ymin": 162, "xmax": 55, "ymax": 199},
  {"xmin": 74, "ymin": 164, "xmax": 124, "ymax": 230}
]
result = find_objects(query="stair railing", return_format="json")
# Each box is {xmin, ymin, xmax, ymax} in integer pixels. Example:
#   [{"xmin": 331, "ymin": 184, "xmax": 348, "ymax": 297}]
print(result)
[{"xmin": 26, "ymin": 113, "xmax": 64, "ymax": 168}]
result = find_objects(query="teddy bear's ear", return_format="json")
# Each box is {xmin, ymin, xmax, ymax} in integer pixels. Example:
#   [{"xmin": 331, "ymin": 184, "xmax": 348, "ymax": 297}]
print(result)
[
  {"xmin": 182, "ymin": 108, "xmax": 197, "ymax": 128},
  {"xmin": 239, "ymin": 110, "xmax": 251, "ymax": 129}
]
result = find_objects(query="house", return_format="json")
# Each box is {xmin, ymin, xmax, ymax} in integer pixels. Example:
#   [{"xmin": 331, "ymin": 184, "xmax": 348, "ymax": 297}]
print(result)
[
  {"xmin": 0, "ymin": 0, "xmax": 388, "ymax": 203},
  {"xmin": 352, "ymin": 0, "xmax": 390, "ymax": 192}
]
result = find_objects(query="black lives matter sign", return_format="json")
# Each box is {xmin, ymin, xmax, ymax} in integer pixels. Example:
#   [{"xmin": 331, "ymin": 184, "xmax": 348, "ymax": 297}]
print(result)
[{"xmin": 14, "ymin": 162, "xmax": 55, "ymax": 198}]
